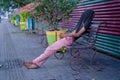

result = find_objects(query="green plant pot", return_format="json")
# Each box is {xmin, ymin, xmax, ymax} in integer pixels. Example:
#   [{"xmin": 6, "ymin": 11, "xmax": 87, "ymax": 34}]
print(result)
[
  {"xmin": 15, "ymin": 20, "xmax": 17, "ymax": 26},
  {"xmin": 46, "ymin": 30, "xmax": 67, "ymax": 46},
  {"xmin": 46, "ymin": 31, "xmax": 57, "ymax": 46},
  {"xmin": 11, "ymin": 20, "xmax": 15, "ymax": 24},
  {"xmin": 20, "ymin": 22, "xmax": 27, "ymax": 30}
]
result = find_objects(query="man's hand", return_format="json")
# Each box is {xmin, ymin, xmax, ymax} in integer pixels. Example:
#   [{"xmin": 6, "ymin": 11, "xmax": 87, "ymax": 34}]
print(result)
[{"xmin": 59, "ymin": 33, "xmax": 65, "ymax": 39}]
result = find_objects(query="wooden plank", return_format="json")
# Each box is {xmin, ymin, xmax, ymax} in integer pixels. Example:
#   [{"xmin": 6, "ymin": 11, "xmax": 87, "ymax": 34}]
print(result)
[
  {"xmin": 79, "ymin": 0, "xmax": 111, "ymax": 6},
  {"xmin": 93, "ymin": 21, "xmax": 120, "ymax": 25},
  {"xmin": 95, "ymin": 11, "xmax": 120, "ymax": 15},
  {"xmin": 95, "ymin": 44, "xmax": 120, "ymax": 53},
  {"xmin": 99, "ymin": 27, "xmax": 120, "ymax": 32},
  {"xmin": 95, "ymin": 46, "xmax": 120, "ymax": 58},
  {"xmin": 95, "ymin": 15, "xmax": 120, "ymax": 18},
  {"xmin": 97, "ymin": 34, "xmax": 120, "ymax": 39},
  {"xmin": 78, "ymin": 0, "xmax": 120, "ymax": 8},
  {"xmin": 95, "ymin": 41, "xmax": 120, "ymax": 49},
  {"xmin": 96, "ymin": 38, "xmax": 120, "ymax": 46},
  {"xmin": 98, "ymin": 30, "xmax": 120, "ymax": 36}
]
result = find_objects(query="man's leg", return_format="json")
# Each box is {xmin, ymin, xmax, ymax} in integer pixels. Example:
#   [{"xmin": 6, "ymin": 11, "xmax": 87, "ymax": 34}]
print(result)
[
  {"xmin": 24, "ymin": 37, "xmax": 73, "ymax": 69},
  {"xmin": 32, "ymin": 37, "xmax": 73, "ymax": 67}
]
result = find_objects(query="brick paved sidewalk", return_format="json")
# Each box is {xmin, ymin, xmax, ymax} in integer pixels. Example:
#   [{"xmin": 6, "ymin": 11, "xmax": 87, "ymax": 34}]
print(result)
[{"xmin": 0, "ymin": 20, "xmax": 120, "ymax": 80}]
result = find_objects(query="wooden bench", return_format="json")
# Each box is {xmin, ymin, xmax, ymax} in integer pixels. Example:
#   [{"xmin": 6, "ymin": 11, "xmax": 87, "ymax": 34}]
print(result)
[
  {"xmin": 67, "ymin": 22, "xmax": 101, "ymax": 71},
  {"xmin": 59, "ymin": 0, "xmax": 120, "ymax": 59},
  {"xmin": 55, "ymin": 22, "xmax": 101, "ymax": 71},
  {"xmin": 58, "ymin": 0, "xmax": 120, "ymax": 71}
]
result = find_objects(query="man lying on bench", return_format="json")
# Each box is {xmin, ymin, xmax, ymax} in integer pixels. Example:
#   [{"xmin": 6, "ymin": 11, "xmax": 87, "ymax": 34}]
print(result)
[{"xmin": 23, "ymin": 9, "xmax": 95, "ymax": 69}]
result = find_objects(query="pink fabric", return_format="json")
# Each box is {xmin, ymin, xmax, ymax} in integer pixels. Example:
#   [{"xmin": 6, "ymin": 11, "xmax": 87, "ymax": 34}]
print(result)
[{"xmin": 32, "ymin": 37, "xmax": 73, "ymax": 67}]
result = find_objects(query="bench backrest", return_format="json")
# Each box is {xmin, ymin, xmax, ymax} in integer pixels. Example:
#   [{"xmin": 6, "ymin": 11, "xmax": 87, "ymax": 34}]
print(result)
[
  {"xmin": 80, "ymin": 23, "xmax": 100, "ymax": 46},
  {"xmin": 60, "ymin": 0, "xmax": 120, "ymax": 59}
]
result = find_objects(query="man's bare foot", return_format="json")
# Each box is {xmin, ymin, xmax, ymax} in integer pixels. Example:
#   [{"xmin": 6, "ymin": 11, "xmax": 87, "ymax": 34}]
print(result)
[{"xmin": 23, "ymin": 62, "xmax": 39, "ymax": 69}]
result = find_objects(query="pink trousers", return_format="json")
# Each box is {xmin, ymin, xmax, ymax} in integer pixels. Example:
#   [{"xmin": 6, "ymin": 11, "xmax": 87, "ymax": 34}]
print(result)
[{"xmin": 32, "ymin": 37, "xmax": 73, "ymax": 67}]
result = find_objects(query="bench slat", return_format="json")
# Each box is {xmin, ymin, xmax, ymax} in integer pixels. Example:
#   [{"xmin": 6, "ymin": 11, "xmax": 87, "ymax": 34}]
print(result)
[
  {"xmin": 97, "ymin": 34, "xmax": 120, "ymax": 39},
  {"xmin": 100, "ymin": 27, "xmax": 120, "ymax": 32},
  {"xmin": 95, "ymin": 41, "xmax": 120, "ymax": 49},
  {"xmin": 98, "ymin": 30, "xmax": 120, "ymax": 36},
  {"xmin": 96, "ymin": 39, "xmax": 120, "ymax": 46},
  {"xmin": 95, "ymin": 46, "xmax": 120, "ymax": 58}
]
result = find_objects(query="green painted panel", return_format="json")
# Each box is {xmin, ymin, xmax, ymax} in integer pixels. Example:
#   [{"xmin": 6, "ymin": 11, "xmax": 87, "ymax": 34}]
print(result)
[
  {"xmin": 97, "ymin": 34, "xmax": 120, "ymax": 39},
  {"xmin": 96, "ymin": 36, "xmax": 120, "ymax": 42},
  {"xmin": 79, "ymin": 0, "xmax": 112, "ymax": 6},
  {"xmin": 95, "ymin": 43, "xmax": 119, "ymax": 52},
  {"xmin": 95, "ymin": 46, "xmax": 120, "ymax": 58},
  {"xmin": 96, "ymin": 38, "xmax": 120, "ymax": 46},
  {"xmin": 95, "ymin": 42, "xmax": 119, "ymax": 50},
  {"xmin": 95, "ymin": 33, "xmax": 120, "ymax": 58}
]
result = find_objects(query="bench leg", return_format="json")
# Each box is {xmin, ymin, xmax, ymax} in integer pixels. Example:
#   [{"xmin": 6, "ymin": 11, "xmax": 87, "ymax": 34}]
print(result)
[
  {"xmin": 54, "ymin": 51, "xmax": 64, "ymax": 60},
  {"xmin": 69, "ymin": 49, "xmax": 104, "ymax": 72},
  {"xmin": 69, "ymin": 50, "xmax": 88, "ymax": 71}
]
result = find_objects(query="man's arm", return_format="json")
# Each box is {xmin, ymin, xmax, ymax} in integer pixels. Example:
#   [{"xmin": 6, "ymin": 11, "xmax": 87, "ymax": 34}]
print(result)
[
  {"xmin": 59, "ymin": 30, "xmax": 75, "ymax": 38},
  {"xmin": 60, "ymin": 27, "xmax": 86, "ymax": 38}
]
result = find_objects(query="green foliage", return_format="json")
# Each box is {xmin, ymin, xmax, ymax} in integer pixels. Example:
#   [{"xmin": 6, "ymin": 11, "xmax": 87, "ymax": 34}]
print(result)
[
  {"xmin": 19, "ymin": 11, "xmax": 30, "ymax": 21},
  {"xmin": 34, "ymin": 0, "xmax": 78, "ymax": 30},
  {"xmin": 15, "ymin": 14, "xmax": 20, "ymax": 18},
  {"xmin": 9, "ymin": 14, "xmax": 20, "ymax": 21},
  {"xmin": 0, "ymin": 0, "xmax": 35, "ymax": 13},
  {"xmin": 12, "ymin": 0, "xmax": 35, "ymax": 7},
  {"xmin": 0, "ymin": 0, "xmax": 17, "ymax": 12},
  {"xmin": 11, "ymin": 15, "xmax": 16, "ymax": 20}
]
